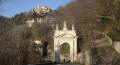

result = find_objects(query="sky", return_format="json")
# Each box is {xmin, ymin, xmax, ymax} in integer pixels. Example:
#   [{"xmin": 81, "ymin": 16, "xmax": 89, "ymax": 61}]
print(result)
[{"xmin": 0, "ymin": 0, "xmax": 72, "ymax": 18}]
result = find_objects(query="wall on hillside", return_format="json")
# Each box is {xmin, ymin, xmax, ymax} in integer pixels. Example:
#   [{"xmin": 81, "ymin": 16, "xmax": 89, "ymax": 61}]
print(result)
[
  {"xmin": 105, "ymin": 34, "xmax": 112, "ymax": 45},
  {"xmin": 104, "ymin": 34, "xmax": 120, "ymax": 54},
  {"xmin": 77, "ymin": 50, "xmax": 93, "ymax": 65},
  {"xmin": 113, "ymin": 41, "xmax": 120, "ymax": 54}
]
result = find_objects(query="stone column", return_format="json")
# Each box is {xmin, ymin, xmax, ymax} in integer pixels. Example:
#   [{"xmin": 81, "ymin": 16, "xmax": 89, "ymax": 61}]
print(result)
[
  {"xmin": 54, "ymin": 38, "xmax": 60, "ymax": 62},
  {"xmin": 74, "ymin": 38, "xmax": 77, "ymax": 62},
  {"xmin": 70, "ymin": 42, "xmax": 74, "ymax": 62},
  {"xmin": 54, "ymin": 38, "xmax": 57, "ymax": 61}
]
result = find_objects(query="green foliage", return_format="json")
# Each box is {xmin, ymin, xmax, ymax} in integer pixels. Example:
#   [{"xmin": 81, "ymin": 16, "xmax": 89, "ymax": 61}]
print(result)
[
  {"xmin": 10, "ymin": 11, "xmax": 50, "ymax": 25},
  {"xmin": 12, "ymin": 12, "xmax": 28, "ymax": 24},
  {"xmin": 1, "ymin": 0, "xmax": 120, "ymax": 65},
  {"xmin": 99, "ymin": 0, "xmax": 120, "ymax": 40},
  {"xmin": 30, "ymin": 30, "xmax": 39, "ymax": 39},
  {"xmin": 81, "ymin": 22, "xmax": 86, "ymax": 29},
  {"xmin": 92, "ymin": 48, "xmax": 102, "ymax": 65}
]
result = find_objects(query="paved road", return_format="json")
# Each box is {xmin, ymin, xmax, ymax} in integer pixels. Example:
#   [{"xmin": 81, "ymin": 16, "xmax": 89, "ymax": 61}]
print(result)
[
  {"xmin": 28, "ymin": 63, "xmax": 79, "ymax": 65},
  {"xmin": 55, "ymin": 63, "xmax": 79, "ymax": 65}
]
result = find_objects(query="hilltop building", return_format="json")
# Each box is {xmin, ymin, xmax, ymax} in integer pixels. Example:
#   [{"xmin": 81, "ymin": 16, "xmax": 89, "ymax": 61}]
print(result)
[
  {"xmin": 32, "ymin": 3, "xmax": 51, "ymax": 14},
  {"xmin": 26, "ymin": 3, "xmax": 51, "ymax": 27}
]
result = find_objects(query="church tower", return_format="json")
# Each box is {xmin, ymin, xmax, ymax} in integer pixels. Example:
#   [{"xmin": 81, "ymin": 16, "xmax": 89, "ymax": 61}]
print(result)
[{"xmin": 38, "ymin": 3, "xmax": 41, "ymax": 8}]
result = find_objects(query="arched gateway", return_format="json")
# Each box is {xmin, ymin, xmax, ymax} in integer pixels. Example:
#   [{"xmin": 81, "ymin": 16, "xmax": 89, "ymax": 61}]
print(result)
[{"xmin": 54, "ymin": 22, "xmax": 78, "ymax": 62}]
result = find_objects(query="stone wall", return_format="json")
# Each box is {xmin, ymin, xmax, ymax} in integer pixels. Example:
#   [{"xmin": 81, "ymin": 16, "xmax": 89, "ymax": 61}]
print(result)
[
  {"xmin": 77, "ymin": 50, "xmax": 93, "ymax": 65},
  {"xmin": 85, "ymin": 50, "xmax": 93, "ymax": 65},
  {"xmin": 77, "ymin": 52, "xmax": 84, "ymax": 64},
  {"xmin": 104, "ymin": 34, "xmax": 120, "ymax": 54},
  {"xmin": 113, "ymin": 41, "xmax": 120, "ymax": 54},
  {"xmin": 105, "ymin": 34, "xmax": 112, "ymax": 45}
]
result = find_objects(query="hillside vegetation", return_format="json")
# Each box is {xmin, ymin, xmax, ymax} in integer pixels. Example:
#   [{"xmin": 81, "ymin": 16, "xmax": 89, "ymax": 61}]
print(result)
[{"xmin": 0, "ymin": 0, "xmax": 120, "ymax": 65}]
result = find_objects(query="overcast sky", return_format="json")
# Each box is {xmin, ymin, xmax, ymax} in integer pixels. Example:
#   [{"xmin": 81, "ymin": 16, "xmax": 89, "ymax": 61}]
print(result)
[{"xmin": 0, "ymin": 0, "xmax": 72, "ymax": 18}]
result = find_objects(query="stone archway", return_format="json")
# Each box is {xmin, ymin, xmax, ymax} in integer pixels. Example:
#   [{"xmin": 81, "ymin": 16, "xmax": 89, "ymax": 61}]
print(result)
[
  {"xmin": 60, "ymin": 43, "xmax": 70, "ymax": 62},
  {"xmin": 54, "ymin": 22, "xmax": 78, "ymax": 63}
]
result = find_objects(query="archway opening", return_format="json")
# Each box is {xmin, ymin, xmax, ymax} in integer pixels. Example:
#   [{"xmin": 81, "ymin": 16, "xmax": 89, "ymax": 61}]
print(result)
[
  {"xmin": 60, "ymin": 43, "xmax": 70, "ymax": 63},
  {"xmin": 42, "ymin": 41, "xmax": 48, "ymax": 57}
]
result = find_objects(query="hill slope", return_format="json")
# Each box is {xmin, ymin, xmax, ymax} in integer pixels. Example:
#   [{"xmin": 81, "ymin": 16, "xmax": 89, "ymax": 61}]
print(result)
[
  {"xmin": 0, "ymin": 15, "xmax": 7, "ymax": 22},
  {"xmin": 0, "ymin": 0, "xmax": 120, "ymax": 65}
]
